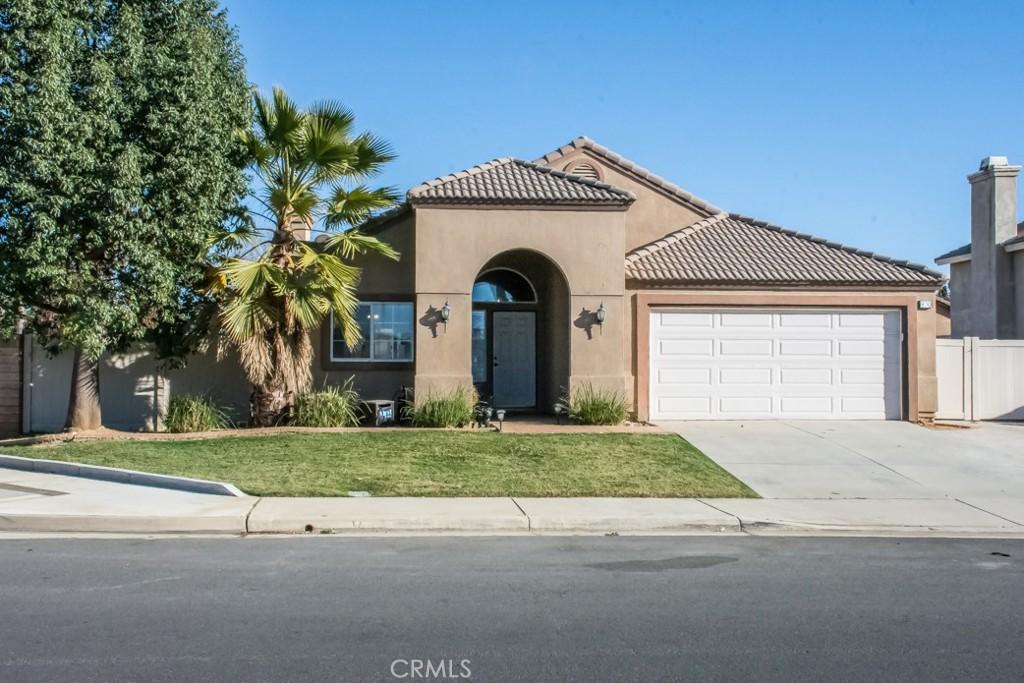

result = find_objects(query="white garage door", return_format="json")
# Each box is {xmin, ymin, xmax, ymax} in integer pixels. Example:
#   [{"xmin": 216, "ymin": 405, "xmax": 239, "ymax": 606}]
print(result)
[{"xmin": 649, "ymin": 308, "xmax": 902, "ymax": 420}]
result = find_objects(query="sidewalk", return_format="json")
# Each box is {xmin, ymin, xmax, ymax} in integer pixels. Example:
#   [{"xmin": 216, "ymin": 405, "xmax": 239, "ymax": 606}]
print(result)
[{"xmin": 1, "ymin": 467, "xmax": 1023, "ymax": 536}]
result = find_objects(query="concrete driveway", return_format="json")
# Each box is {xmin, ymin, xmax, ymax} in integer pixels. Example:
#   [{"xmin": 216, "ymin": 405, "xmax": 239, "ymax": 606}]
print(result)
[{"xmin": 662, "ymin": 420, "xmax": 1024, "ymax": 505}]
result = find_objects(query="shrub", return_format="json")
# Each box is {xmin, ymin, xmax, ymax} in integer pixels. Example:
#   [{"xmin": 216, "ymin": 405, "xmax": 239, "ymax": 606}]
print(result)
[
  {"xmin": 164, "ymin": 394, "xmax": 231, "ymax": 433},
  {"xmin": 560, "ymin": 383, "xmax": 629, "ymax": 425},
  {"xmin": 405, "ymin": 386, "xmax": 477, "ymax": 428},
  {"xmin": 292, "ymin": 381, "xmax": 362, "ymax": 428}
]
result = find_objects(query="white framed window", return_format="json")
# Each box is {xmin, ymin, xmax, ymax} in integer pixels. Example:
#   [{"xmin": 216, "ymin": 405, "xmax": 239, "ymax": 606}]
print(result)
[{"xmin": 331, "ymin": 302, "xmax": 414, "ymax": 362}]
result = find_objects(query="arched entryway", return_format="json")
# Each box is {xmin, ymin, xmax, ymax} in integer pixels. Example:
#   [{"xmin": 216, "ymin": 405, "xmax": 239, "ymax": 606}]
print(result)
[{"xmin": 472, "ymin": 250, "xmax": 570, "ymax": 412}]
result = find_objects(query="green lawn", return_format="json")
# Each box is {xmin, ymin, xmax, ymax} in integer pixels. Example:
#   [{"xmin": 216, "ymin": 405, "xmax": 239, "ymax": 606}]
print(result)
[{"xmin": 4, "ymin": 432, "xmax": 757, "ymax": 498}]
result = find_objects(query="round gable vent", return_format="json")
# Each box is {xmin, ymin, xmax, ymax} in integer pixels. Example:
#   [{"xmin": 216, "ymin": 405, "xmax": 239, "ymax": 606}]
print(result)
[{"xmin": 565, "ymin": 161, "xmax": 601, "ymax": 181}]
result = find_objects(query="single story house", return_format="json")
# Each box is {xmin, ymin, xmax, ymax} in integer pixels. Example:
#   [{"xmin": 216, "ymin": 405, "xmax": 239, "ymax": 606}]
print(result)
[
  {"xmin": 935, "ymin": 156, "xmax": 1024, "ymax": 339},
  {"xmin": 333, "ymin": 136, "xmax": 944, "ymax": 422},
  {"xmin": 14, "ymin": 136, "xmax": 947, "ymax": 431}
]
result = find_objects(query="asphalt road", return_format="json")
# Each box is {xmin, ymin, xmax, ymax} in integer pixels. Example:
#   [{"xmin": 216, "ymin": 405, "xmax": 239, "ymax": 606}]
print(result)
[{"xmin": 1, "ymin": 536, "xmax": 1022, "ymax": 682}]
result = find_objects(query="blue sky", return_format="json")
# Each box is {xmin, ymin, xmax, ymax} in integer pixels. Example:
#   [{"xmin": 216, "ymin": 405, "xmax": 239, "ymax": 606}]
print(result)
[{"xmin": 222, "ymin": 0, "xmax": 1023, "ymax": 269}]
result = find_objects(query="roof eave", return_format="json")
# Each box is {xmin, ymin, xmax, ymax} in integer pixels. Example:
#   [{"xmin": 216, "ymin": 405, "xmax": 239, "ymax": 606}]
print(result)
[
  {"xmin": 625, "ymin": 277, "xmax": 945, "ymax": 291},
  {"xmin": 935, "ymin": 253, "xmax": 971, "ymax": 265}
]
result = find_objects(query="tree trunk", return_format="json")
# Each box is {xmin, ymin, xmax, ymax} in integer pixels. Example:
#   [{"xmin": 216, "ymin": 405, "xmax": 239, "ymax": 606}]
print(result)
[
  {"xmin": 64, "ymin": 347, "xmax": 102, "ymax": 431},
  {"xmin": 250, "ymin": 383, "xmax": 290, "ymax": 427}
]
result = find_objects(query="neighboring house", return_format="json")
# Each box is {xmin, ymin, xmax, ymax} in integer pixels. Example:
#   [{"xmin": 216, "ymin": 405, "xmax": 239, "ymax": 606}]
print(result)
[
  {"xmin": 335, "ymin": 136, "xmax": 944, "ymax": 423},
  {"xmin": 18, "ymin": 136, "xmax": 948, "ymax": 431},
  {"xmin": 935, "ymin": 156, "xmax": 1024, "ymax": 338}
]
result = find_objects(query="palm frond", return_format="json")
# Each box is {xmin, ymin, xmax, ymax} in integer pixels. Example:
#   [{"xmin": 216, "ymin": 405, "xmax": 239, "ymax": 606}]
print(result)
[
  {"xmin": 220, "ymin": 294, "xmax": 274, "ymax": 342},
  {"xmin": 330, "ymin": 291, "xmax": 362, "ymax": 350},
  {"xmin": 267, "ymin": 86, "xmax": 304, "ymax": 152},
  {"xmin": 323, "ymin": 230, "xmax": 400, "ymax": 261},
  {"xmin": 285, "ymin": 284, "xmax": 330, "ymax": 330},
  {"xmin": 219, "ymin": 258, "xmax": 278, "ymax": 298},
  {"xmin": 324, "ymin": 184, "xmax": 399, "ymax": 229},
  {"xmin": 347, "ymin": 132, "xmax": 396, "ymax": 178}
]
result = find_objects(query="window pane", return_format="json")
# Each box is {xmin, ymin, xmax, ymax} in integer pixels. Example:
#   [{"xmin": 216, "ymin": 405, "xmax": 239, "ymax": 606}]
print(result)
[
  {"xmin": 334, "ymin": 302, "xmax": 413, "ymax": 362},
  {"xmin": 371, "ymin": 303, "xmax": 413, "ymax": 361},
  {"xmin": 333, "ymin": 305, "xmax": 371, "ymax": 359},
  {"xmin": 472, "ymin": 310, "xmax": 487, "ymax": 383},
  {"xmin": 472, "ymin": 270, "xmax": 536, "ymax": 303}
]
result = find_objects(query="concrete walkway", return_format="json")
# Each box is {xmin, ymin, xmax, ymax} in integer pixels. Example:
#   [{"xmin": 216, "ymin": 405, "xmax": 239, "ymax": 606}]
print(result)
[
  {"xmin": 0, "ymin": 468, "xmax": 253, "ymax": 533},
  {"xmin": 1, "ymin": 420, "xmax": 1022, "ymax": 536}
]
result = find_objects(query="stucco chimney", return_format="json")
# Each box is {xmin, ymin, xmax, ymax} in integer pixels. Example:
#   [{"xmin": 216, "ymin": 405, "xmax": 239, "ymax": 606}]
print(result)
[{"xmin": 967, "ymin": 155, "xmax": 1020, "ymax": 337}]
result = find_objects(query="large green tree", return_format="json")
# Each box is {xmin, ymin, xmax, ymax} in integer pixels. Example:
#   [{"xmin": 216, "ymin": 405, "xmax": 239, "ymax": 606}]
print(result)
[
  {"xmin": 0, "ymin": 0, "xmax": 250, "ymax": 430},
  {"xmin": 212, "ymin": 87, "xmax": 398, "ymax": 426}
]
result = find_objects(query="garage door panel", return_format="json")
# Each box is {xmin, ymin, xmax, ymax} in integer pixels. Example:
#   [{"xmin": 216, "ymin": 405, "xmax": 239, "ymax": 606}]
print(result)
[
  {"xmin": 780, "ymin": 368, "xmax": 833, "ymax": 385},
  {"xmin": 657, "ymin": 368, "xmax": 711, "ymax": 385},
  {"xmin": 780, "ymin": 396, "xmax": 834, "ymax": 414},
  {"xmin": 650, "ymin": 308, "xmax": 902, "ymax": 420},
  {"xmin": 659, "ymin": 312, "xmax": 713, "ymax": 327},
  {"xmin": 838, "ymin": 339, "xmax": 885, "ymax": 357},
  {"xmin": 720, "ymin": 312, "xmax": 773, "ymax": 327},
  {"xmin": 779, "ymin": 313, "xmax": 833, "ymax": 328},
  {"xmin": 719, "ymin": 367, "xmax": 772, "ymax": 384},
  {"xmin": 839, "ymin": 312, "xmax": 888, "ymax": 328},
  {"xmin": 840, "ymin": 368, "xmax": 885, "ymax": 385},
  {"xmin": 719, "ymin": 339, "xmax": 773, "ymax": 356},
  {"xmin": 659, "ymin": 339, "xmax": 713, "ymax": 357},
  {"xmin": 720, "ymin": 396, "xmax": 773, "ymax": 415},
  {"xmin": 657, "ymin": 396, "xmax": 712, "ymax": 416},
  {"xmin": 779, "ymin": 339, "xmax": 832, "ymax": 357}
]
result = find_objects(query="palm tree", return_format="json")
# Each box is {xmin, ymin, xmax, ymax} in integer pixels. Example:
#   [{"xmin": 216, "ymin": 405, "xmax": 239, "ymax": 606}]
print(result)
[{"xmin": 211, "ymin": 87, "xmax": 399, "ymax": 426}]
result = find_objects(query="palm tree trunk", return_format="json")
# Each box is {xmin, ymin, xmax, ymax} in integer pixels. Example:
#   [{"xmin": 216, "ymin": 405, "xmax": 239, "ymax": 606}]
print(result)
[
  {"xmin": 64, "ymin": 347, "xmax": 101, "ymax": 431},
  {"xmin": 249, "ymin": 383, "xmax": 289, "ymax": 427}
]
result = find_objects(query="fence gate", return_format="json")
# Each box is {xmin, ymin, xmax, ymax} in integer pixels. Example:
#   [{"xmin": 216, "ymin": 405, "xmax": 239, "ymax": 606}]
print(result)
[{"xmin": 936, "ymin": 337, "xmax": 1024, "ymax": 421}]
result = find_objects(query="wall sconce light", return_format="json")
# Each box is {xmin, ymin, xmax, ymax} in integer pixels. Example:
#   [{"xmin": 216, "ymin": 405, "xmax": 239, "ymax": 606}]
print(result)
[
  {"xmin": 440, "ymin": 300, "xmax": 451, "ymax": 327},
  {"xmin": 595, "ymin": 302, "xmax": 607, "ymax": 325}
]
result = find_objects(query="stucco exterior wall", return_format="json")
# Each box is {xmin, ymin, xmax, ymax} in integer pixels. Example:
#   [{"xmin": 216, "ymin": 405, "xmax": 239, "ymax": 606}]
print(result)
[
  {"xmin": 936, "ymin": 304, "xmax": 952, "ymax": 337},
  {"xmin": 536, "ymin": 149, "xmax": 710, "ymax": 252},
  {"xmin": 315, "ymin": 213, "xmax": 417, "ymax": 401},
  {"xmin": 412, "ymin": 206, "xmax": 628, "ymax": 401},
  {"xmin": 1016, "ymin": 250, "xmax": 1024, "ymax": 337},
  {"xmin": 626, "ymin": 287, "xmax": 940, "ymax": 423},
  {"xmin": 354, "ymin": 213, "xmax": 415, "ymax": 295},
  {"xmin": 948, "ymin": 261, "xmax": 971, "ymax": 338}
]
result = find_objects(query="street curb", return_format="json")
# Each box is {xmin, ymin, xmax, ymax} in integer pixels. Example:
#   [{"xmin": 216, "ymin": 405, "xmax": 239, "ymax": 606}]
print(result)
[
  {"xmin": 0, "ymin": 454, "xmax": 246, "ymax": 497},
  {"xmin": 0, "ymin": 512, "xmax": 248, "ymax": 534}
]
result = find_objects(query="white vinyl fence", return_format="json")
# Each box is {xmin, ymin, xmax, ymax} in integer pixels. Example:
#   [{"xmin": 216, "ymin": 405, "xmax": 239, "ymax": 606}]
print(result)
[{"xmin": 936, "ymin": 337, "xmax": 1024, "ymax": 421}]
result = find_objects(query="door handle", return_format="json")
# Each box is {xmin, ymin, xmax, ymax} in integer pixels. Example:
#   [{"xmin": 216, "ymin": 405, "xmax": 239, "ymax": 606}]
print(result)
[{"xmin": 493, "ymin": 357, "xmax": 499, "ymax": 368}]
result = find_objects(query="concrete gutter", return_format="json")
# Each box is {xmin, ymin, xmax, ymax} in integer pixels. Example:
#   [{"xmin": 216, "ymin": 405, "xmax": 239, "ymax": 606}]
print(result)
[
  {"xmin": 0, "ymin": 454, "xmax": 245, "ymax": 497},
  {"xmin": 244, "ymin": 497, "xmax": 743, "ymax": 535}
]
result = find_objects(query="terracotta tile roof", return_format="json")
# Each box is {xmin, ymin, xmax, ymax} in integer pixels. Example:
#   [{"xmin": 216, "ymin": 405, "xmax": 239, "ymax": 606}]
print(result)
[
  {"xmin": 534, "ymin": 136, "xmax": 722, "ymax": 216},
  {"xmin": 626, "ymin": 213, "xmax": 945, "ymax": 287},
  {"xmin": 406, "ymin": 158, "xmax": 635, "ymax": 207}
]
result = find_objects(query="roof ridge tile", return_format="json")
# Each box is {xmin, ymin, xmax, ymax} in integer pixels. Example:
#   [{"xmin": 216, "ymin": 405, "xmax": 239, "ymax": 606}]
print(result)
[{"xmin": 407, "ymin": 157, "xmax": 634, "ymax": 207}]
